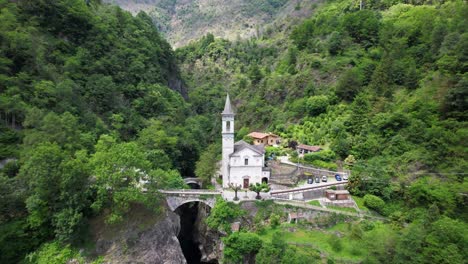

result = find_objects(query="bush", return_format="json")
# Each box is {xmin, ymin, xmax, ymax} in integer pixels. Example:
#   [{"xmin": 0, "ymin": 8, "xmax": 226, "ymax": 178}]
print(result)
[
  {"xmin": 360, "ymin": 220, "xmax": 375, "ymax": 231},
  {"xmin": 206, "ymin": 198, "xmax": 245, "ymax": 232},
  {"xmin": 363, "ymin": 194, "xmax": 385, "ymax": 214},
  {"xmin": 2, "ymin": 160, "xmax": 19, "ymax": 177},
  {"xmin": 270, "ymin": 213, "xmax": 280, "ymax": 228},
  {"xmin": 306, "ymin": 95, "xmax": 329, "ymax": 116},
  {"xmin": 26, "ymin": 241, "xmax": 84, "ymax": 264},
  {"xmin": 328, "ymin": 235, "xmax": 343, "ymax": 252},
  {"xmin": 265, "ymin": 146, "xmax": 287, "ymax": 159},
  {"xmin": 223, "ymin": 232, "xmax": 263, "ymax": 263},
  {"xmin": 303, "ymin": 150, "xmax": 336, "ymax": 163},
  {"xmin": 311, "ymin": 160, "xmax": 338, "ymax": 170}
]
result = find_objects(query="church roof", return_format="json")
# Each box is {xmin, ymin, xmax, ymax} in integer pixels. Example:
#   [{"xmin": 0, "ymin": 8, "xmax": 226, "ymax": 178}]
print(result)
[
  {"xmin": 230, "ymin": 140, "xmax": 265, "ymax": 156},
  {"xmin": 222, "ymin": 94, "xmax": 235, "ymax": 115}
]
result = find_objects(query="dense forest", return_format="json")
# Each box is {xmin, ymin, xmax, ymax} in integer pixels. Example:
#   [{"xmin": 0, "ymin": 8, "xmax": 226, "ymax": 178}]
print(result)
[
  {"xmin": 178, "ymin": 0, "xmax": 467, "ymax": 262},
  {"xmin": 0, "ymin": 0, "xmax": 467, "ymax": 263},
  {"xmin": 0, "ymin": 0, "xmax": 212, "ymax": 262}
]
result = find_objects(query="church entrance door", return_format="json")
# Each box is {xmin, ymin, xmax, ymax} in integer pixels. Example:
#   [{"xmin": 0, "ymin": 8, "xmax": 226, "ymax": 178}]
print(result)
[{"xmin": 243, "ymin": 178, "xmax": 249, "ymax": 189}]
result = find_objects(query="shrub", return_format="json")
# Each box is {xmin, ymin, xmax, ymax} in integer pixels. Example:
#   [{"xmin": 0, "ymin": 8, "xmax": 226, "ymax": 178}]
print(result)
[
  {"xmin": 223, "ymin": 232, "xmax": 263, "ymax": 263},
  {"xmin": 328, "ymin": 235, "xmax": 343, "ymax": 252},
  {"xmin": 303, "ymin": 150, "xmax": 336, "ymax": 163},
  {"xmin": 311, "ymin": 160, "xmax": 337, "ymax": 170},
  {"xmin": 26, "ymin": 241, "xmax": 84, "ymax": 264},
  {"xmin": 306, "ymin": 95, "xmax": 329, "ymax": 116},
  {"xmin": 2, "ymin": 160, "xmax": 19, "ymax": 177},
  {"xmin": 360, "ymin": 220, "xmax": 375, "ymax": 231},
  {"xmin": 206, "ymin": 198, "xmax": 245, "ymax": 232},
  {"xmin": 363, "ymin": 194, "xmax": 385, "ymax": 214},
  {"xmin": 270, "ymin": 213, "xmax": 280, "ymax": 228}
]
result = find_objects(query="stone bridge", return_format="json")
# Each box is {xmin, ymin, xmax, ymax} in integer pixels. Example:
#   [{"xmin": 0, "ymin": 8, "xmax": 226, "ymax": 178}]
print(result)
[
  {"xmin": 183, "ymin": 177, "xmax": 204, "ymax": 188},
  {"xmin": 160, "ymin": 189, "xmax": 221, "ymax": 211}
]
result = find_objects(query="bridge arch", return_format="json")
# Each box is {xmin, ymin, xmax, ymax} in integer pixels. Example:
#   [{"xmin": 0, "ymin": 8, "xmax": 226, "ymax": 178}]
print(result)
[
  {"xmin": 183, "ymin": 178, "xmax": 203, "ymax": 189},
  {"xmin": 173, "ymin": 199, "xmax": 214, "ymax": 211},
  {"xmin": 186, "ymin": 181, "xmax": 201, "ymax": 189},
  {"xmin": 161, "ymin": 190, "xmax": 220, "ymax": 211}
]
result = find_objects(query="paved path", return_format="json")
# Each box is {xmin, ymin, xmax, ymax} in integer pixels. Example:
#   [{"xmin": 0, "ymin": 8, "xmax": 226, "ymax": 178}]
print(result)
[
  {"xmin": 277, "ymin": 156, "xmax": 349, "ymax": 177},
  {"xmin": 270, "ymin": 182, "xmax": 347, "ymax": 195}
]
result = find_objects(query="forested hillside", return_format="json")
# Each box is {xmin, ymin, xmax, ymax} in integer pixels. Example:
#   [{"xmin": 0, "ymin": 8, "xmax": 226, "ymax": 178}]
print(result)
[
  {"xmin": 0, "ymin": 0, "xmax": 467, "ymax": 263},
  {"xmin": 103, "ymin": 0, "xmax": 317, "ymax": 47},
  {"xmin": 0, "ymin": 0, "xmax": 210, "ymax": 262},
  {"xmin": 178, "ymin": 0, "xmax": 467, "ymax": 262}
]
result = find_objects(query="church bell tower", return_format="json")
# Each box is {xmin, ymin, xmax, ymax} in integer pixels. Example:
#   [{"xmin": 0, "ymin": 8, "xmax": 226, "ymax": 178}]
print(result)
[{"xmin": 221, "ymin": 94, "xmax": 235, "ymax": 188}]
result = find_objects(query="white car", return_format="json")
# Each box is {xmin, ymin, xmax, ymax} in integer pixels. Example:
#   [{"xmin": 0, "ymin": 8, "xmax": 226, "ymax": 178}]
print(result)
[{"xmin": 342, "ymin": 173, "xmax": 348, "ymax": 180}]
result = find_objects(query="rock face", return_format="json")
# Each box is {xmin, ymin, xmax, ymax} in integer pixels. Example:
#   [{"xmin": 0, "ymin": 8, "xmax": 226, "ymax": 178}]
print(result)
[
  {"xmin": 91, "ymin": 205, "xmax": 186, "ymax": 264},
  {"xmin": 103, "ymin": 0, "xmax": 317, "ymax": 48},
  {"xmin": 194, "ymin": 203, "xmax": 223, "ymax": 263}
]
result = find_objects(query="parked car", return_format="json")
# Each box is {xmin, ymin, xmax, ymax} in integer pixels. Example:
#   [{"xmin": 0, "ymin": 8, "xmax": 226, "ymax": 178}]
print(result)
[
  {"xmin": 307, "ymin": 177, "xmax": 313, "ymax": 184},
  {"xmin": 342, "ymin": 173, "xmax": 348, "ymax": 180},
  {"xmin": 315, "ymin": 176, "xmax": 320, "ymax": 183},
  {"xmin": 335, "ymin": 174, "xmax": 342, "ymax": 181},
  {"xmin": 321, "ymin": 175, "xmax": 328, "ymax": 182}
]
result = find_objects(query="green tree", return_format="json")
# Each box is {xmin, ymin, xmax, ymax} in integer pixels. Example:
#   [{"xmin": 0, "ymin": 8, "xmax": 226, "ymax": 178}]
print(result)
[
  {"xmin": 195, "ymin": 143, "xmax": 220, "ymax": 184},
  {"xmin": 20, "ymin": 143, "xmax": 90, "ymax": 241},
  {"xmin": 343, "ymin": 10, "xmax": 380, "ymax": 48},
  {"xmin": 90, "ymin": 135, "xmax": 158, "ymax": 224},
  {"xmin": 328, "ymin": 31, "xmax": 344, "ymax": 55},
  {"xmin": 206, "ymin": 198, "xmax": 245, "ymax": 232},
  {"xmin": 223, "ymin": 232, "xmax": 263, "ymax": 264},
  {"xmin": 249, "ymin": 183, "xmax": 270, "ymax": 199},
  {"xmin": 306, "ymin": 95, "xmax": 329, "ymax": 116},
  {"xmin": 335, "ymin": 68, "xmax": 363, "ymax": 101}
]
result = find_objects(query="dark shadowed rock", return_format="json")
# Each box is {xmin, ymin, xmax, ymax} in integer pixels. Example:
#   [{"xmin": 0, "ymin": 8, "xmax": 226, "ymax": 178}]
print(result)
[{"xmin": 91, "ymin": 204, "xmax": 186, "ymax": 263}]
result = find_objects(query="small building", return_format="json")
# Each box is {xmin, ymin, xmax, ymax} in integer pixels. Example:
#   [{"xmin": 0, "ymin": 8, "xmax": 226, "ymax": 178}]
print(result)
[
  {"xmin": 325, "ymin": 190, "xmax": 351, "ymax": 201},
  {"xmin": 248, "ymin": 132, "xmax": 281, "ymax": 146},
  {"xmin": 296, "ymin": 144, "xmax": 322, "ymax": 155},
  {"xmin": 288, "ymin": 212, "xmax": 304, "ymax": 223},
  {"xmin": 231, "ymin": 222, "xmax": 241, "ymax": 232}
]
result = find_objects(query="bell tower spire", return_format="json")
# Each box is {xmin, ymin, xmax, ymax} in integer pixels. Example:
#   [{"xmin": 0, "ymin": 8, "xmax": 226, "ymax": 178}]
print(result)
[{"xmin": 221, "ymin": 94, "xmax": 235, "ymax": 188}]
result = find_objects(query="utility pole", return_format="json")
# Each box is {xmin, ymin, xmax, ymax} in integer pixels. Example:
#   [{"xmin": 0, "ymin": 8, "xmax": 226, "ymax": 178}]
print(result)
[{"xmin": 359, "ymin": 0, "xmax": 363, "ymax": 10}]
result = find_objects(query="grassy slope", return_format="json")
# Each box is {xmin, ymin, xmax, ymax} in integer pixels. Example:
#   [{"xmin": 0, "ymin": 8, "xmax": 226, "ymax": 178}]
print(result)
[{"xmin": 258, "ymin": 221, "xmax": 394, "ymax": 262}]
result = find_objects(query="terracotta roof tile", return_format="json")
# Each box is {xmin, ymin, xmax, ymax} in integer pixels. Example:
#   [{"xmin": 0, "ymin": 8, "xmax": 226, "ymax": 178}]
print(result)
[{"xmin": 297, "ymin": 144, "xmax": 322, "ymax": 152}]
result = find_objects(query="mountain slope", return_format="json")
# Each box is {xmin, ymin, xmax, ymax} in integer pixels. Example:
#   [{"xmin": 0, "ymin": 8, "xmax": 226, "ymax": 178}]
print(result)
[{"xmin": 104, "ymin": 0, "xmax": 318, "ymax": 47}]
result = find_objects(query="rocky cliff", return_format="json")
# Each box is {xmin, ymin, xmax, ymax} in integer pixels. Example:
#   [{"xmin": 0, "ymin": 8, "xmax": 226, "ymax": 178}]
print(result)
[
  {"xmin": 103, "ymin": 0, "xmax": 317, "ymax": 47},
  {"xmin": 194, "ymin": 203, "xmax": 223, "ymax": 263},
  {"xmin": 90, "ymin": 204, "xmax": 186, "ymax": 264}
]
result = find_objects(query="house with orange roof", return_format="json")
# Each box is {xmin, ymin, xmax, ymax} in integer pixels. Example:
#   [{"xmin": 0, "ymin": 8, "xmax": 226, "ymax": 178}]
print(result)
[
  {"xmin": 248, "ymin": 132, "xmax": 281, "ymax": 146},
  {"xmin": 296, "ymin": 144, "xmax": 322, "ymax": 155}
]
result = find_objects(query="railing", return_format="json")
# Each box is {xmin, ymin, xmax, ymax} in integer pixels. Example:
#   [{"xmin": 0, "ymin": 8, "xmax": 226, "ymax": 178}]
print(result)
[{"xmin": 159, "ymin": 189, "xmax": 221, "ymax": 195}]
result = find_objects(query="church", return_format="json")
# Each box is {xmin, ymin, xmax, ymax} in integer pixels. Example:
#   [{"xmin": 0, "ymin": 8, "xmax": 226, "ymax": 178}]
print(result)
[{"xmin": 221, "ymin": 94, "xmax": 270, "ymax": 189}]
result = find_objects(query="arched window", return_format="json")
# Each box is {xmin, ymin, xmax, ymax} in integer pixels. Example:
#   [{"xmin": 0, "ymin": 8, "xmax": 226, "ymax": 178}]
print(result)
[
  {"xmin": 244, "ymin": 158, "xmax": 248, "ymax": 165},
  {"xmin": 226, "ymin": 121, "xmax": 230, "ymax": 132}
]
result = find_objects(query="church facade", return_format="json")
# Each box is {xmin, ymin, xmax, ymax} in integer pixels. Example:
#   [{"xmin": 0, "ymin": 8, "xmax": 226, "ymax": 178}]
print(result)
[{"xmin": 221, "ymin": 94, "xmax": 270, "ymax": 188}]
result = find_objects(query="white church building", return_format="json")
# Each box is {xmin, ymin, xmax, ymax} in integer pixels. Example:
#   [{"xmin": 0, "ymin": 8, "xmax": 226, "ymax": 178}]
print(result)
[{"xmin": 221, "ymin": 94, "xmax": 270, "ymax": 189}]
